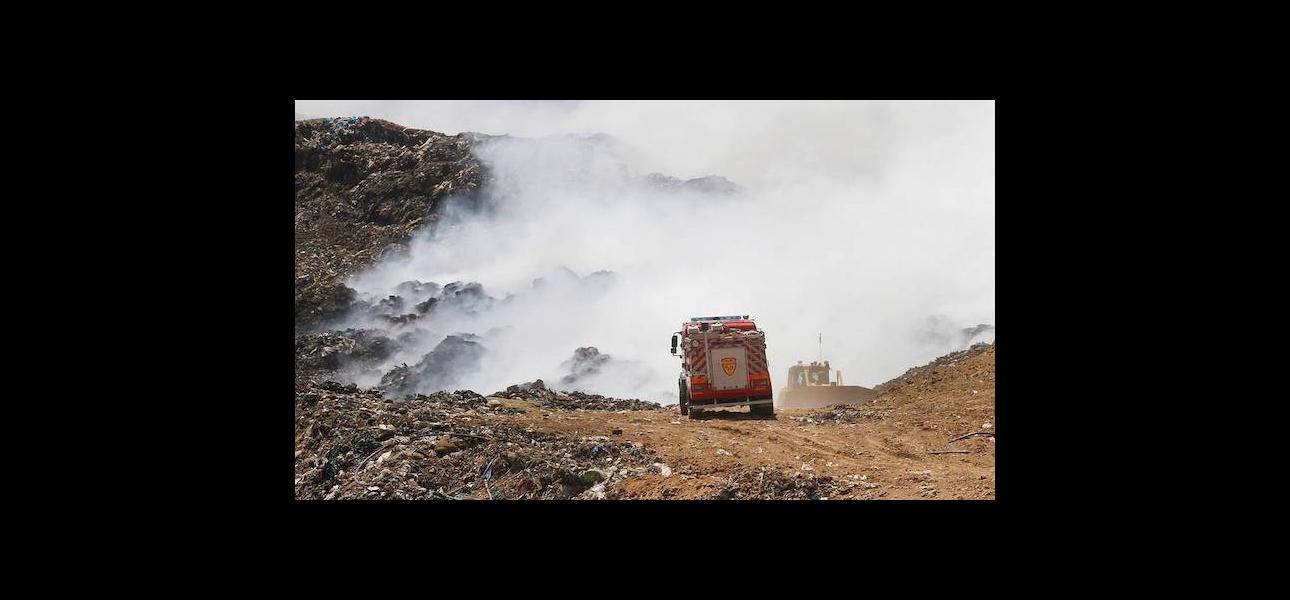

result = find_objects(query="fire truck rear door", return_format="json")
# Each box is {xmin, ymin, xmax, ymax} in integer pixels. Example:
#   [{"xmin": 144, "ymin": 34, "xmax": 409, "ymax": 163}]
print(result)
[{"xmin": 709, "ymin": 347, "xmax": 748, "ymax": 390}]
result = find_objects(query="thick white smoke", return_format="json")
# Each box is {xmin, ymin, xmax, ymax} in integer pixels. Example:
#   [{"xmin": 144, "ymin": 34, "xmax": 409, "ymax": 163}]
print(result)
[{"xmin": 300, "ymin": 100, "xmax": 994, "ymax": 403}]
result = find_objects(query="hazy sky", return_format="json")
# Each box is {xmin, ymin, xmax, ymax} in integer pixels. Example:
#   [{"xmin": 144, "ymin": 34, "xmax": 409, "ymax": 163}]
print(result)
[
  {"xmin": 298, "ymin": 100, "xmax": 994, "ymax": 401},
  {"xmin": 294, "ymin": 100, "xmax": 992, "ymax": 191}
]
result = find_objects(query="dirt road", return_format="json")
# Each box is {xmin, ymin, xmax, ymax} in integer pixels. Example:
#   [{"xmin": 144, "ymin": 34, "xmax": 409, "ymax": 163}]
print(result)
[
  {"xmin": 493, "ymin": 404, "xmax": 992, "ymax": 500},
  {"xmin": 295, "ymin": 344, "xmax": 995, "ymax": 500},
  {"xmin": 501, "ymin": 344, "xmax": 995, "ymax": 499}
]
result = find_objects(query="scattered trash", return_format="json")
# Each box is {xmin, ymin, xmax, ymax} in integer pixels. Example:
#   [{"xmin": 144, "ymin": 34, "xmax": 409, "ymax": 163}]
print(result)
[
  {"xmin": 710, "ymin": 467, "xmax": 845, "ymax": 500},
  {"xmin": 872, "ymin": 342, "xmax": 993, "ymax": 395},
  {"xmin": 324, "ymin": 115, "xmax": 368, "ymax": 131},
  {"xmin": 492, "ymin": 379, "xmax": 664, "ymax": 411},
  {"xmin": 793, "ymin": 404, "xmax": 890, "ymax": 425},
  {"xmin": 580, "ymin": 483, "xmax": 607, "ymax": 500},
  {"xmin": 295, "ymin": 380, "xmax": 660, "ymax": 500}
]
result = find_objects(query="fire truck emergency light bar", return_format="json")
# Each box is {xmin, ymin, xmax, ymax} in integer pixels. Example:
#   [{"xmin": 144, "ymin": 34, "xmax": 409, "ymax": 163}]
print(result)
[{"xmin": 689, "ymin": 315, "xmax": 750, "ymax": 322}]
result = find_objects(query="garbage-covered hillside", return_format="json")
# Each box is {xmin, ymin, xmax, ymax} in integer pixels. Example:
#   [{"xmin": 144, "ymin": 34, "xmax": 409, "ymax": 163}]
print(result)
[{"xmin": 294, "ymin": 109, "xmax": 995, "ymax": 500}]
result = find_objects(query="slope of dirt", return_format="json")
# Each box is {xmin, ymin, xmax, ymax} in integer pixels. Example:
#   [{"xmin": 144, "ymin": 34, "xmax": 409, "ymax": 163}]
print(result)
[
  {"xmin": 294, "ymin": 117, "xmax": 491, "ymax": 331},
  {"xmin": 872, "ymin": 343, "xmax": 995, "ymax": 438},
  {"xmin": 522, "ymin": 343, "xmax": 995, "ymax": 499},
  {"xmin": 873, "ymin": 341, "xmax": 994, "ymax": 395},
  {"xmin": 295, "ymin": 344, "xmax": 995, "ymax": 500}
]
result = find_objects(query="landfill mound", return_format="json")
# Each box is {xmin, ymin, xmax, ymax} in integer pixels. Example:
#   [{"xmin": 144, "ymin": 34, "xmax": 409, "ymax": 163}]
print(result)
[
  {"xmin": 378, "ymin": 334, "xmax": 487, "ymax": 399},
  {"xmin": 863, "ymin": 342, "xmax": 996, "ymax": 445},
  {"xmin": 873, "ymin": 341, "xmax": 994, "ymax": 395},
  {"xmin": 294, "ymin": 117, "xmax": 489, "ymax": 331},
  {"xmin": 294, "ymin": 118, "xmax": 722, "ymax": 398},
  {"xmin": 492, "ymin": 379, "xmax": 664, "ymax": 412},
  {"xmin": 638, "ymin": 173, "xmax": 742, "ymax": 195},
  {"xmin": 560, "ymin": 347, "xmax": 612, "ymax": 385},
  {"xmin": 295, "ymin": 329, "xmax": 396, "ymax": 381},
  {"xmin": 295, "ymin": 380, "xmax": 661, "ymax": 500}
]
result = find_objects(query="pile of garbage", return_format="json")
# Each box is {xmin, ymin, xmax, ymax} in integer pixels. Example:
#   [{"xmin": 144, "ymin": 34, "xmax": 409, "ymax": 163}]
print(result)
[
  {"xmin": 791, "ymin": 404, "xmax": 891, "ymax": 425},
  {"xmin": 560, "ymin": 346, "xmax": 612, "ymax": 385},
  {"xmin": 687, "ymin": 467, "xmax": 848, "ymax": 500},
  {"xmin": 357, "ymin": 281, "xmax": 493, "ymax": 325},
  {"xmin": 638, "ymin": 173, "xmax": 742, "ymax": 196},
  {"xmin": 873, "ymin": 342, "xmax": 995, "ymax": 394},
  {"xmin": 492, "ymin": 379, "xmax": 663, "ymax": 412},
  {"xmin": 295, "ymin": 380, "xmax": 661, "ymax": 499},
  {"xmin": 493, "ymin": 379, "xmax": 556, "ymax": 400},
  {"xmin": 322, "ymin": 115, "xmax": 368, "ymax": 131},
  {"xmin": 295, "ymin": 329, "xmax": 396, "ymax": 379},
  {"xmin": 549, "ymin": 391, "xmax": 664, "ymax": 412},
  {"xmin": 379, "ymin": 334, "xmax": 487, "ymax": 399},
  {"xmin": 294, "ymin": 118, "xmax": 488, "ymax": 331}
]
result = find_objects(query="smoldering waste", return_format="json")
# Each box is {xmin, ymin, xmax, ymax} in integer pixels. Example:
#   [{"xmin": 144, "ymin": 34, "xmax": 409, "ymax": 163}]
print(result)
[
  {"xmin": 295, "ymin": 380, "xmax": 662, "ymax": 500},
  {"xmin": 491, "ymin": 378, "xmax": 664, "ymax": 412},
  {"xmin": 560, "ymin": 346, "xmax": 612, "ymax": 385}
]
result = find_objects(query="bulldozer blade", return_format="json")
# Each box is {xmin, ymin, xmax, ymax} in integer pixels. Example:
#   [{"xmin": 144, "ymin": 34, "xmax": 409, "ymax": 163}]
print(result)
[{"xmin": 777, "ymin": 385, "xmax": 877, "ymax": 410}]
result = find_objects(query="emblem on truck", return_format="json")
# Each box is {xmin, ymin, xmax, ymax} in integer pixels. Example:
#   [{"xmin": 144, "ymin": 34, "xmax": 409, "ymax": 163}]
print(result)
[{"xmin": 721, "ymin": 357, "xmax": 737, "ymax": 376}]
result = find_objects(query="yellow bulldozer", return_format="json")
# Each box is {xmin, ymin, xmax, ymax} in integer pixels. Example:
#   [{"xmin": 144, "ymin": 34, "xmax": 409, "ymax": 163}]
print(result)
[{"xmin": 777, "ymin": 359, "xmax": 877, "ymax": 410}]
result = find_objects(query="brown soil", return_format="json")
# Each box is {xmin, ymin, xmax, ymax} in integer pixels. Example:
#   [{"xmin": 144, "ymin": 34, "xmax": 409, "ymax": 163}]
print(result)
[
  {"xmin": 296, "ymin": 344, "xmax": 994, "ymax": 500},
  {"xmin": 496, "ymin": 344, "xmax": 992, "ymax": 499}
]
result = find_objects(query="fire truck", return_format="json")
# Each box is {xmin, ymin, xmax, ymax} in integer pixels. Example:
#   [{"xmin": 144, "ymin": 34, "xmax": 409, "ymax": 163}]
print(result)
[{"xmin": 670, "ymin": 315, "xmax": 773, "ymax": 418}]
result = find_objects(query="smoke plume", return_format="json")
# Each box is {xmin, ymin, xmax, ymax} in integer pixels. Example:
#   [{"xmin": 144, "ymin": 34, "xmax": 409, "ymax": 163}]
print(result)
[{"xmin": 298, "ymin": 100, "xmax": 994, "ymax": 402}]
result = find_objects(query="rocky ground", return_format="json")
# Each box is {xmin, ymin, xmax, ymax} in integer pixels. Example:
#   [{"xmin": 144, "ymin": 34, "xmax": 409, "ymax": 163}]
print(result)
[
  {"xmin": 295, "ymin": 344, "xmax": 995, "ymax": 500},
  {"xmin": 294, "ymin": 380, "xmax": 665, "ymax": 500}
]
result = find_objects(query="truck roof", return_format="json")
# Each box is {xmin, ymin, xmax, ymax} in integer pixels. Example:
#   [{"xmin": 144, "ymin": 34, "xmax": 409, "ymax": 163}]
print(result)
[
  {"xmin": 688, "ymin": 315, "xmax": 750, "ymax": 322},
  {"xmin": 683, "ymin": 318, "xmax": 757, "ymax": 331}
]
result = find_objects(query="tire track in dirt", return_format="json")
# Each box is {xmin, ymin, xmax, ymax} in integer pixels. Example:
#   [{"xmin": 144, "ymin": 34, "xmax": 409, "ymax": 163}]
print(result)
[{"xmin": 486, "ymin": 345, "xmax": 995, "ymax": 499}]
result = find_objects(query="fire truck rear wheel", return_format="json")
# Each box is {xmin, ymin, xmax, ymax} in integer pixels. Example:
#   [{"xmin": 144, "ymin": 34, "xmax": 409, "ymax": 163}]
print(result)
[{"xmin": 678, "ymin": 381, "xmax": 690, "ymax": 416}]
